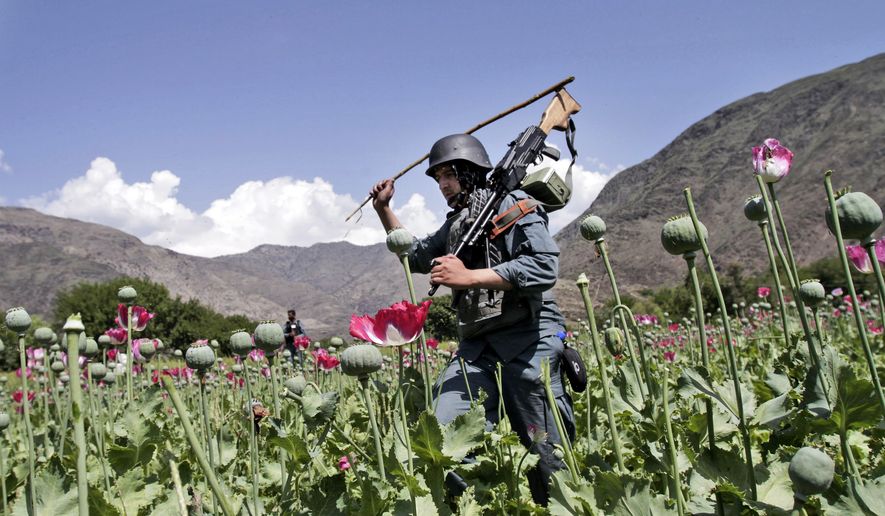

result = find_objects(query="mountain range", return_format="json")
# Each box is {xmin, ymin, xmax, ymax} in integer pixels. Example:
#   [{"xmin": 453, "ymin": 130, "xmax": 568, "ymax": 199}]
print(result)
[{"xmin": 2, "ymin": 53, "xmax": 883, "ymax": 338}]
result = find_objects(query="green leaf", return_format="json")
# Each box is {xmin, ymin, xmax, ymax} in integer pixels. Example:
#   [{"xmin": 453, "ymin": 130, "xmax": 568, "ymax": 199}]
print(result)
[
  {"xmin": 691, "ymin": 448, "xmax": 751, "ymax": 496},
  {"xmin": 442, "ymin": 404, "xmax": 485, "ymax": 462},
  {"xmin": 302, "ymin": 474, "xmax": 347, "ymax": 515},
  {"xmin": 612, "ymin": 364, "xmax": 645, "ymax": 414},
  {"xmin": 753, "ymin": 460, "xmax": 794, "ymax": 512},
  {"xmin": 267, "ymin": 434, "xmax": 310, "ymax": 466},
  {"xmin": 548, "ymin": 469, "xmax": 595, "ymax": 516},
  {"xmin": 455, "ymin": 486, "xmax": 483, "ymax": 516},
  {"xmin": 678, "ymin": 367, "xmax": 754, "ymax": 424},
  {"xmin": 111, "ymin": 469, "xmax": 162, "ymax": 515},
  {"xmin": 107, "ymin": 441, "xmax": 157, "ymax": 477},
  {"xmin": 411, "ymin": 411, "xmax": 455, "ymax": 468},
  {"xmin": 854, "ymin": 476, "xmax": 885, "ymax": 515},
  {"xmin": 752, "ymin": 392, "xmax": 792, "ymax": 428},
  {"xmin": 611, "ymin": 479, "xmax": 670, "ymax": 516},
  {"xmin": 300, "ymin": 391, "xmax": 340, "ymax": 428},
  {"xmin": 87, "ymin": 486, "xmax": 122, "ymax": 516},
  {"xmin": 11, "ymin": 470, "xmax": 78, "ymax": 516}
]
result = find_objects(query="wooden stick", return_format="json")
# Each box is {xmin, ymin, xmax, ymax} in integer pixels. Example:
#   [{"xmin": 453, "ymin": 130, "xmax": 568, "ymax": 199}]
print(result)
[{"xmin": 344, "ymin": 76, "xmax": 575, "ymax": 222}]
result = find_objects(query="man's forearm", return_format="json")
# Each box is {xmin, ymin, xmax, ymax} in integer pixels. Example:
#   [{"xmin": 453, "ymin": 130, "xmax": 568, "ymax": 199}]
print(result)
[{"xmin": 375, "ymin": 205, "xmax": 403, "ymax": 233}]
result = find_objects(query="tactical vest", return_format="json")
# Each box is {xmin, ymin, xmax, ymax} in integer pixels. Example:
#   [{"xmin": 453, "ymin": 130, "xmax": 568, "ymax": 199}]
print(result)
[{"xmin": 447, "ymin": 189, "xmax": 535, "ymax": 340}]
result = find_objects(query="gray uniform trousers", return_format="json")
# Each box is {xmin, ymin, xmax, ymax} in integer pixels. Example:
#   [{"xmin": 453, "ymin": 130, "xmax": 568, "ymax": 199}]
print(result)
[{"xmin": 433, "ymin": 333, "xmax": 575, "ymax": 505}]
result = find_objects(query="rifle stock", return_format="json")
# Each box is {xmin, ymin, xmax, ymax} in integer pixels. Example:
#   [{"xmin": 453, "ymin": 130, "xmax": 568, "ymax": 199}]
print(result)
[{"xmin": 539, "ymin": 89, "xmax": 581, "ymax": 134}]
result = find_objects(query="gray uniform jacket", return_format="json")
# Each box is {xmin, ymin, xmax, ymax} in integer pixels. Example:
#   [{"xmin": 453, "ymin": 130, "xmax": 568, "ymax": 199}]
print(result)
[{"xmin": 408, "ymin": 190, "xmax": 566, "ymax": 363}]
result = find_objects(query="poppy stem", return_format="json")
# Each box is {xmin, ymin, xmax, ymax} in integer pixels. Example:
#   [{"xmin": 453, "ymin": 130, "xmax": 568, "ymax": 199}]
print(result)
[
  {"xmin": 161, "ymin": 376, "xmax": 236, "ymax": 516},
  {"xmin": 661, "ymin": 366, "xmax": 686, "ymax": 516},
  {"xmin": 64, "ymin": 325, "xmax": 89, "ymax": 516},
  {"xmin": 683, "ymin": 187, "xmax": 757, "ymax": 500},
  {"xmin": 683, "ymin": 253, "xmax": 717, "ymax": 453},
  {"xmin": 576, "ymin": 275, "xmax": 625, "ymax": 473},
  {"xmin": 757, "ymin": 222, "xmax": 792, "ymax": 341},
  {"xmin": 16, "ymin": 334, "xmax": 37, "ymax": 515},
  {"xmin": 399, "ymin": 254, "xmax": 433, "ymax": 410},
  {"xmin": 541, "ymin": 359, "xmax": 579, "ymax": 484},
  {"xmin": 595, "ymin": 238, "xmax": 649, "ymax": 402},
  {"xmin": 358, "ymin": 376, "xmax": 387, "ymax": 481},
  {"xmin": 757, "ymin": 178, "xmax": 823, "ymax": 373},
  {"xmin": 242, "ymin": 364, "xmax": 261, "ymax": 515},
  {"xmin": 823, "ymin": 172, "xmax": 885, "ymax": 416},
  {"xmin": 126, "ymin": 305, "xmax": 134, "ymax": 403}
]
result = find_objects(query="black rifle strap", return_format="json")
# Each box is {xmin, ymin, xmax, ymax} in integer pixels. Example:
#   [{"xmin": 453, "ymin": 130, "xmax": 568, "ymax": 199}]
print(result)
[{"xmin": 564, "ymin": 118, "xmax": 578, "ymax": 179}]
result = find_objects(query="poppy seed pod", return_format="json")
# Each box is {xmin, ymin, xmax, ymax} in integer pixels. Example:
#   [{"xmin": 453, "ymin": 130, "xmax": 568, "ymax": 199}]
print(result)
[
  {"xmin": 185, "ymin": 342, "xmax": 216, "ymax": 372},
  {"xmin": 209, "ymin": 339, "xmax": 220, "ymax": 349},
  {"xmin": 34, "ymin": 327, "xmax": 55, "ymax": 346},
  {"xmin": 63, "ymin": 314, "xmax": 85, "ymax": 333},
  {"xmin": 5, "ymin": 307, "xmax": 32, "ymax": 334},
  {"xmin": 330, "ymin": 336, "xmax": 344, "ymax": 347},
  {"xmin": 89, "ymin": 363, "xmax": 108, "ymax": 381},
  {"xmin": 0, "ymin": 412, "xmax": 9, "ymax": 431},
  {"xmin": 229, "ymin": 329, "xmax": 254, "ymax": 357},
  {"xmin": 172, "ymin": 349, "xmax": 183, "ymax": 358},
  {"xmin": 603, "ymin": 327, "xmax": 625, "ymax": 356},
  {"xmin": 51, "ymin": 361, "xmax": 66, "ymax": 373},
  {"xmin": 80, "ymin": 337, "xmax": 100, "ymax": 358},
  {"xmin": 117, "ymin": 285, "xmax": 137, "ymax": 303},
  {"xmin": 386, "ymin": 228, "xmax": 414, "ymax": 256},
  {"xmin": 139, "ymin": 340, "xmax": 158, "ymax": 360},
  {"xmin": 743, "ymin": 196, "xmax": 767, "ymax": 222},
  {"xmin": 340, "ymin": 344, "xmax": 384, "ymax": 378},
  {"xmin": 102, "ymin": 371, "xmax": 116, "ymax": 385},
  {"xmin": 661, "ymin": 215, "xmax": 708, "ymax": 256},
  {"xmin": 789, "ymin": 447, "xmax": 834, "ymax": 501},
  {"xmin": 254, "ymin": 321, "xmax": 285, "ymax": 355},
  {"xmin": 575, "ymin": 272, "xmax": 589, "ymax": 288},
  {"xmin": 579, "ymin": 215, "xmax": 606, "ymax": 241},
  {"xmin": 97, "ymin": 335, "xmax": 111, "ymax": 349},
  {"xmin": 799, "ymin": 280, "xmax": 826, "ymax": 306},
  {"xmin": 825, "ymin": 190, "xmax": 883, "ymax": 241},
  {"xmin": 284, "ymin": 375, "xmax": 308, "ymax": 397}
]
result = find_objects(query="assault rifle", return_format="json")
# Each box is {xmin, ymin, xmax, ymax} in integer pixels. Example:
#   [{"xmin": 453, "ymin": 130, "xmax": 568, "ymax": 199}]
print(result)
[{"xmin": 428, "ymin": 88, "xmax": 581, "ymax": 301}]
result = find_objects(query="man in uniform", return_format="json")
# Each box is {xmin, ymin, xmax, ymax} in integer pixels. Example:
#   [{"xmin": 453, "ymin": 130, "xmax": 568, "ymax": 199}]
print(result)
[{"xmin": 369, "ymin": 134, "xmax": 574, "ymax": 505}]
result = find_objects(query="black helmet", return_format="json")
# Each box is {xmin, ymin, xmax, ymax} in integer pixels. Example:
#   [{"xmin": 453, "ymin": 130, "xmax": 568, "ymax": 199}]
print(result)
[{"xmin": 425, "ymin": 134, "xmax": 493, "ymax": 178}]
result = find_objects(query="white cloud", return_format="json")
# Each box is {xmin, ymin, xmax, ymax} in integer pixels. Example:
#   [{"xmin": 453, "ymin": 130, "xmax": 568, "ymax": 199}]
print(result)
[
  {"xmin": 21, "ymin": 157, "xmax": 440, "ymax": 257},
  {"xmin": 527, "ymin": 157, "xmax": 622, "ymax": 234},
  {"xmin": 0, "ymin": 149, "xmax": 11, "ymax": 173}
]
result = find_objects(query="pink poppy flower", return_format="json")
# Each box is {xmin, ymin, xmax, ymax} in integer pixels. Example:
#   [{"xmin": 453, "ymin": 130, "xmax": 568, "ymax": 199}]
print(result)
[
  {"xmin": 338, "ymin": 456, "xmax": 351, "ymax": 471},
  {"xmin": 105, "ymin": 327, "xmax": 128, "ymax": 346},
  {"xmin": 831, "ymin": 288, "xmax": 843, "ymax": 297},
  {"xmin": 663, "ymin": 350, "xmax": 676, "ymax": 363},
  {"xmin": 846, "ymin": 245, "xmax": 873, "ymax": 273},
  {"xmin": 867, "ymin": 320, "xmax": 883, "ymax": 335},
  {"xmin": 752, "ymin": 138, "xmax": 794, "ymax": 183},
  {"xmin": 294, "ymin": 335, "xmax": 311, "ymax": 350},
  {"xmin": 426, "ymin": 338, "xmax": 439, "ymax": 350},
  {"xmin": 248, "ymin": 349, "xmax": 266, "ymax": 363},
  {"xmin": 668, "ymin": 323, "xmax": 680, "ymax": 333},
  {"xmin": 116, "ymin": 304, "xmax": 155, "ymax": 332},
  {"xmin": 757, "ymin": 287, "xmax": 771, "ymax": 298},
  {"xmin": 349, "ymin": 300, "xmax": 432, "ymax": 347}
]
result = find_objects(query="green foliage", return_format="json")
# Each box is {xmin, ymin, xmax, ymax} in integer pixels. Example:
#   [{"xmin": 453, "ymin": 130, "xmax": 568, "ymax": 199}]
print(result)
[
  {"xmin": 49, "ymin": 276, "xmax": 254, "ymax": 351},
  {"xmin": 423, "ymin": 294, "xmax": 457, "ymax": 340}
]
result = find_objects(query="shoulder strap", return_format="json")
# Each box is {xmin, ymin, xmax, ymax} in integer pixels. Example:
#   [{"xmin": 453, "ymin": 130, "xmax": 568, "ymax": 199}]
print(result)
[{"xmin": 489, "ymin": 198, "xmax": 541, "ymax": 239}]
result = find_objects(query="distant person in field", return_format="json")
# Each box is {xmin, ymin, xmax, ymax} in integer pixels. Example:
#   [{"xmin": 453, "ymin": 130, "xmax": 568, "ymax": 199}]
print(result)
[
  {"xmin": 369, "ymin": 134, "xmax": 573, "ymax": 506},
  {"xmin": 283, "ymin": 309, "xmax": 305, "ymax": 364}
]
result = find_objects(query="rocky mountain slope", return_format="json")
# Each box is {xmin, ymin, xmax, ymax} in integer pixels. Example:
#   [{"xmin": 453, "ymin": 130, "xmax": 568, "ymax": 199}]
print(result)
[
  {"xmin": 555, "ymin": 52, "xmax": 885, "ymax": 311},
  {"xmin": 0, "ymin": 207, "xmax": 429, "ymax": 337}
]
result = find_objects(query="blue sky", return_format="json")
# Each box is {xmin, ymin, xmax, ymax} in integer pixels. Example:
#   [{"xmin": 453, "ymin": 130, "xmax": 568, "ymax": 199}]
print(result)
[{"xmin": 1, "ymin": 2, "xmax": 883, "ymax": 256}]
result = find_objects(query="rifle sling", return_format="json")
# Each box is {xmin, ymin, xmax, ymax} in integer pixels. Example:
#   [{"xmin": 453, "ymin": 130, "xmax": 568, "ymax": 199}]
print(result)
[{"xmin": 489, "ymin": 198, "xmax": 541, "ymax": 240}]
